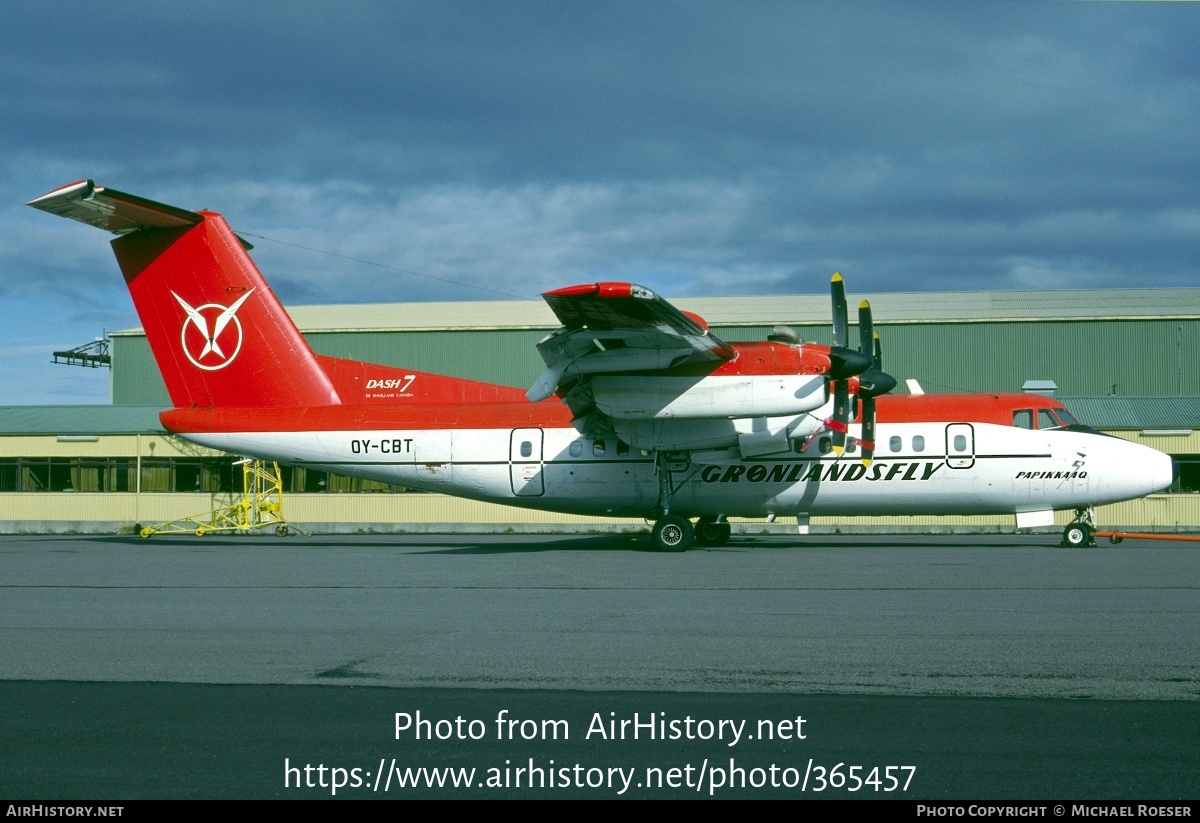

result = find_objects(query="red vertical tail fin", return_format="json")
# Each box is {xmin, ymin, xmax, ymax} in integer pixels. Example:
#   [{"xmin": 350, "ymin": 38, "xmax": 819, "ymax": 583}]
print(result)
[{"xmin": 29, "ymin": 181, "xmax": 339, "ymax": 409}]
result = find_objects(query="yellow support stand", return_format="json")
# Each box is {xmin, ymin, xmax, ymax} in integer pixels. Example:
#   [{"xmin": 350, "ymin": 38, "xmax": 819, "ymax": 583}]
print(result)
[{"xmin": 139, "ymin": 459, "xmax": 303, "ymax": 538}]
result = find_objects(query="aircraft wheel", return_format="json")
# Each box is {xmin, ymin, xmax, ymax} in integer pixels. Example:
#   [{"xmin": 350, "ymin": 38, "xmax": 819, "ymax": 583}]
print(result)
[
  {"xmin": 275, "ymin": 525, "xmax": 289, "ymax": 537},
  {"xmin": 695, "ymin": 519, "xmax": 732, "ymax": 547},
  {"xmin": 1109, "ymin": 534, "xmax": 1123, "ymax": 545},
  {"xmin": 652, "ymin": 515, "xmax": 694, "ymax": 552},
  {"xmin": 1062, "ymin": 523, "xmax": 1092, "ymax": 548}
]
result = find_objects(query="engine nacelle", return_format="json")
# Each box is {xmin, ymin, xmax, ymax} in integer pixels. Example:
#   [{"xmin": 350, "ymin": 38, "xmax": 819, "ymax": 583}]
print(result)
[
  {"xmin": 613, "ymin": 409, "xmax": 831, "ymax": 456},
  {"xmin": 591, "ymin": 374, "xmax": 827, "ymax": 420}
]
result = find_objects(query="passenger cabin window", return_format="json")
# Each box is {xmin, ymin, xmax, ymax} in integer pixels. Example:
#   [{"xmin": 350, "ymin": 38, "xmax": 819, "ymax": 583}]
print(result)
[
  {"xmin": 953, "ymin": 434, "xmax": 967, "ymax": 452},
  {"xmin": 846, "ymin": 438, "xmax": 857, "ymax": 454},
  {"xmin": 520, "ymin": 441, "xmax": 533, "ymax": 458},
  {"xmin": 593, "ymin": 441, "xmax": 606, "ymax": 456},
  {"xmin": 1038, "ymin": 410, "xmax": 1060, "ymax": 430},
  {"xmin": 889, "ymin": 436, "xmax": 902, "ymax": 453},
  {"xmin": 569, "ymin": 441, "xmax": 583, "ymax": 457},
  {"xmin": 819, "ymin": 437, "xmax": 832, "ymax": 454},
  {"xmin": 912, "ymin": 435, "xmax": 925, "ymax": 452},
  {"xmin": 1013, "ymin": 410, "xmax": 1033, "ymax": 429},
  {"xmin": 616, "ymin": 441, "xmax": 629, "ymax": 456}
]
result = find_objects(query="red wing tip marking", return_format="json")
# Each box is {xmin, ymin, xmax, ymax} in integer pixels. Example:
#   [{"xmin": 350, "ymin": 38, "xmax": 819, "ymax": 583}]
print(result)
[
  {"xmin": 543, "ymin": 282, "xmax": 650, "ymax": 300},
  {"xmin": 681, "ymin": 310, "xmax": 709, "ymax": 331},
  {"xmin": 543, "ymin": 283, "xmax": 599, "ymax": 298}
]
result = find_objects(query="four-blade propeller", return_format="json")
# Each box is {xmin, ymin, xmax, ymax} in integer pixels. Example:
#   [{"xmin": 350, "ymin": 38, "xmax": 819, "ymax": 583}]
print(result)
[{"xmin": 824, "ymin": 273, "xmax": 897, "ymax": 464}]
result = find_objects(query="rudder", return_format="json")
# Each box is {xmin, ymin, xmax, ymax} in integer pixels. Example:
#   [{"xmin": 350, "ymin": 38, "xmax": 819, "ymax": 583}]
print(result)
[{"xmin": 29, "ymin": 181, "xmax": 340, "ymax": 409}]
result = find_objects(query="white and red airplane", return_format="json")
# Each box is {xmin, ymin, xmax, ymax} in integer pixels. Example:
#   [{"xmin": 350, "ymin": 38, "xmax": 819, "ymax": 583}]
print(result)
[{"xmin": 29, "ymin": 180, "xmax": 1176, "ymax": 550}]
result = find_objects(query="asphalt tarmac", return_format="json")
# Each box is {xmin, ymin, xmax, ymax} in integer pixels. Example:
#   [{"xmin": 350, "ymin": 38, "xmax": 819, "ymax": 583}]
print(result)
[{"xmin": 1, "ymin": 533, "xmax": 1197, "ymax": 799}]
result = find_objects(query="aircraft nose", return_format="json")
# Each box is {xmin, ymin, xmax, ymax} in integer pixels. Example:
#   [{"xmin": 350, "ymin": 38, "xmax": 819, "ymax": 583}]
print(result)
[{"xmin": 1151, "ymin": 451, "xmax": 1177, "ymax": 494}]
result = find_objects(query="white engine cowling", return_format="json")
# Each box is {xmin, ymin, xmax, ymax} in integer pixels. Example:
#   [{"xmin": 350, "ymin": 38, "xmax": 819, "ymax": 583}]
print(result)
[{"xmin": 591, "ymin": 374, "xmax": 827, "ymax": 420}]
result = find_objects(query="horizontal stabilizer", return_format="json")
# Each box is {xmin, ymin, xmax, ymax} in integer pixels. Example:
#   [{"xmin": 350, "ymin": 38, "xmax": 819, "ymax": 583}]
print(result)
[{"xmin": 27, "ymin": 180, "xmax": 201, "ymax": 234}]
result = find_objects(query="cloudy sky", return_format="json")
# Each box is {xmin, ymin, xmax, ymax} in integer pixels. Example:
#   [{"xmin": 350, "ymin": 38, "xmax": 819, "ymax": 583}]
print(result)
[{"xmin": 2, "ymin": 1, "xmax": 1197, "ymax": 404}]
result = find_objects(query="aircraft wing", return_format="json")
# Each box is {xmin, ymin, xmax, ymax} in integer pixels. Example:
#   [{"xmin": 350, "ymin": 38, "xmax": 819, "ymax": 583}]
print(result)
[{"xmin": 527, "ymin": 282, "xmax": 736, "ymax": 402}]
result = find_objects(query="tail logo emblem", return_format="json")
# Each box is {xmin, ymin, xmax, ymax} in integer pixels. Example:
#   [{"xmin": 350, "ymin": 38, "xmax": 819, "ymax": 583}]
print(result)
[{"xmin": 172, "ymin": 289, "xmax": 255, "ymax": 371}]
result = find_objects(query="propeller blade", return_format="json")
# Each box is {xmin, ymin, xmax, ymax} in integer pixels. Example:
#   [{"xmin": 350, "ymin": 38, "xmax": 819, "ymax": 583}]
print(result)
[
  {"xmin": 831, "ymin": 379, "xmax": 850, "ymax": 455},
  {"xmin": 873, "ymin": 331, "xmax": 883, "ymax": 370},
  {"xmin": 858, "ymin": 300, "xmax": 874, "ymax": 357},
  {"xmin": 860, "ymin": 394, "xmax": 876, "ymax": 466},
  {"xmin": 831, "ymin": 272, "xmax": 848, "ymax": 349}
]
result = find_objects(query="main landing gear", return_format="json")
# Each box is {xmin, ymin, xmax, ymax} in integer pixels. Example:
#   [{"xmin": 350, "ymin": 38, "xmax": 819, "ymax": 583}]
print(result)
[
  {"xmin": 649, "ymin": 451, "xmax": 731, "ymax": 551},
  {"xmin": 650, "ymin": 515, "xmax": 731, "ymax": 551},
  {"xmin": 1061, "ymin": 508, "xmax": 1098, "ymax": 548},
  {"xmin": 695, "ymin": 516, "xmax": 733, "ymax": 547}
]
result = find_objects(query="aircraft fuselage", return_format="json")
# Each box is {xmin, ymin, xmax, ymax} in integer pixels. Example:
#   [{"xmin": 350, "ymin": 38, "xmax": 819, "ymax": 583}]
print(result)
[{"xmin": 177, "ymin": 416, "xmax": 1173, "ymax": 520}]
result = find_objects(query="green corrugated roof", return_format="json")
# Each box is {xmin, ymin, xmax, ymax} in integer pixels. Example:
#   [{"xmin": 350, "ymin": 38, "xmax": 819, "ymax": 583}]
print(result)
[
  {"xmin": 0, "ymin": 406, "xmax": 166, "ymax": 435},
  {"xmin": 1058, "ymin": 397, "xmax": 1200, "ymax": 430},
  {"xmin": 108, "ymin": 287, "xmax": 1200, "ymax": 336}
]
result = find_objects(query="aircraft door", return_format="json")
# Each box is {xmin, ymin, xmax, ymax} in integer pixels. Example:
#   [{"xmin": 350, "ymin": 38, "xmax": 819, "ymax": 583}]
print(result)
[
  {"xmin": 945, "ymin": 423, "xmax": 975, "ymax": 469},
  {"xmin": 510, "ymin": 428, "xmax": 545, "ymax": 496}
]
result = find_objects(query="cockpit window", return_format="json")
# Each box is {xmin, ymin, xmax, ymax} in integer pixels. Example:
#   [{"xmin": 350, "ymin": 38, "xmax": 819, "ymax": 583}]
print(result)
[
  {"xmin": 1037, "ymin": 410, "xmax": 1060, "ymax": 430},
  {"xmin": 1013, "ymin": 410, "xmax": 1033, "ymax": 429},
  {"xmin": 1055, "ymin": 408, "xmax": 1080, "ymax": 427}
]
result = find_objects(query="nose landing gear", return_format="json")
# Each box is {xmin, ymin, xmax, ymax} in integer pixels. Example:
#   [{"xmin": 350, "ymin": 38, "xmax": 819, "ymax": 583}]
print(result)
[{"xmin": 1061, "ymin": 508, "xmax": 1097, "ymax": 548}]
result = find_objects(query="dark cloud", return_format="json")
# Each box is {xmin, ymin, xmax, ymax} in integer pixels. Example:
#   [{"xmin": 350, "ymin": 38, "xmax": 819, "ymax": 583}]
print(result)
[{"xmin": 2, "ymin": 1, "xmax": 1197, "ymax": 402}]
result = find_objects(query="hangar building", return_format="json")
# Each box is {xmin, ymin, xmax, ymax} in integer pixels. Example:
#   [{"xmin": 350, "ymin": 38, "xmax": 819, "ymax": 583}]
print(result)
[{"xmin": 3, "ymin": 287, "xmax": 1199, "ymax": 534}]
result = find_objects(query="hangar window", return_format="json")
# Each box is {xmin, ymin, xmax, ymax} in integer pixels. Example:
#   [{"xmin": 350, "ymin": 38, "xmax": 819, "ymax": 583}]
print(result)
[
  {"xmin": 1171, "ymin": 455, "xmax": 1200, "ymax": 494},
  {"xmin": 140, "ymin": 458, "xmax": 236, "ymax": 493},
  {"xmin": 76, "ymin": 459, "xmax": 134, "ymax": 492},
  {"xmin": 889, "ymin": 436, "xmax": 902, "ymax": 453},
  {"xmin": 0, "ymin": 456, "xmax": 421, "ymax": 495},
  {"xmin": 279, "ymin": 465, "xmax": 329, "ymax": 493},
  {"xmin": 912, "ymin": 435, "xmax": 925, "ymax": 452},
  {"xmin": 15, "ymin": 458, "xmax": 74, "ymax": 492},
  {"xmin": 1013, "ymin": 410, "xmax": 1033, "ymax": 429}
]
